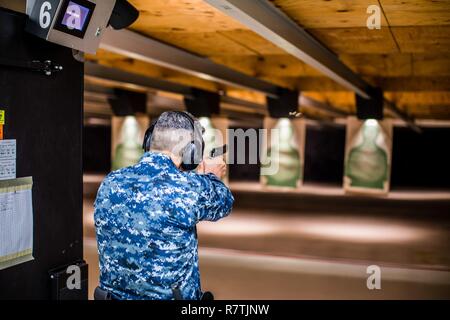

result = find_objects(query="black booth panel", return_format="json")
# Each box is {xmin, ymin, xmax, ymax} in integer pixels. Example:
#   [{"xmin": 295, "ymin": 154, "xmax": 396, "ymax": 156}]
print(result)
[
  {"xmin": 0, "ymin": 9, "xmax": 84, "ymax": 299},
  {"xmin": 228, "ymin": 127, "xmax": 262, "ymax": 182},
  {"xmin": 303, "ymin": 124, "xmax": 346, "ymax": 185},
  {"xmin": 227, "ymin": 124, "xmax": 347, "ymax": 184},
  {"xmin": 391, "ymin": 127, "xmax": 450, "ymax": 190},
  {"xmin": 83, "ymin": 125, "xmax": 111, "ymax": 173}
]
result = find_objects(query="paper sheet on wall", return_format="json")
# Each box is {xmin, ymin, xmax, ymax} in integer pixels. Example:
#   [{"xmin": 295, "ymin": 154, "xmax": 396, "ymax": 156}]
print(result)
[
  {"xmin": 0, "ymin": 139, "xmax": 16, "ymax": 159},
  {"xmin": 0, "ymin": 139, "xmax": 16, "ymax": 181},
  {"xmin": 0, "ymin": 177, "xmax": 34, "ymax": 270},
  {"xmin": 0, "ymin": 159, "xmax": 16, "ymax": 180}
]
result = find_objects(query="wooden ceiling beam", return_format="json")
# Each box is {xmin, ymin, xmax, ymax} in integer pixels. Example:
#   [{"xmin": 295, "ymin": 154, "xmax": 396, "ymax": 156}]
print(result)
[
  {"xmin": 100, "ymin": 28, "xmax": 280, "ymax": 97},
  {"xmin": 205, "ymin": 0, "xmax": 372, "ymax": 98},
  {"xmin": 293, "ymin": 77, "xmax": 450, "ymax": 92}
]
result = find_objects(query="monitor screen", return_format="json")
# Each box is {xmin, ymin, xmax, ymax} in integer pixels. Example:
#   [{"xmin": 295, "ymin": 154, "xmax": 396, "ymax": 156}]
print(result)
[
  {"xmin": 54, "ymin": 0, "xmax": 96, "ymax": 38},
  {"xmin": 61, "ymin": 2, "xmax": 91, "ymax": 31}
]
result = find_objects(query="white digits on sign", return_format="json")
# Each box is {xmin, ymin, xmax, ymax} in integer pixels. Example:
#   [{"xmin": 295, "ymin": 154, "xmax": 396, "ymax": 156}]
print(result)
[
  {"xmin": 39, "ymin": 1, "xmax": 52, "ymax": 29},
  {"xmin": 66, "ymin": 4, "xmax": 82, "ymax": 30}
]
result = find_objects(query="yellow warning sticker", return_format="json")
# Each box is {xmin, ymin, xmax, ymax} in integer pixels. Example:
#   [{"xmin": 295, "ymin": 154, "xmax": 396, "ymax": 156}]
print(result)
[{"xmin": 0, "ymin": 110, "xmax": 4, "ymax": 125}]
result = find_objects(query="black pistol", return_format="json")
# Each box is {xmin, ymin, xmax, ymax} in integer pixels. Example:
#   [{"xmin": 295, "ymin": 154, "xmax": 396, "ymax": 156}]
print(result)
[{"xmin": 209, "ymin": 144, "xmax": 227, "ymax": 158}]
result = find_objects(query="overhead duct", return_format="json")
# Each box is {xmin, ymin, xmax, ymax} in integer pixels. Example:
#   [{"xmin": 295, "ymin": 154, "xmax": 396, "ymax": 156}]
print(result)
[
  {"xmin": 267, "ymin": 89, "xmax": 299, "ymax": 118},
  {"xmin": 108, "ymin": 88, "xmax": 147, "ymax": 116},
  {"xmin": 356, "ymin": 87, "xmax": 384, "ymax": 120}
]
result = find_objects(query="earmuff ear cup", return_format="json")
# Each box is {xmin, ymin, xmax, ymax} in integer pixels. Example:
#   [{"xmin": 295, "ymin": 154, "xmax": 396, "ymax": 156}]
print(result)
[
  {"xmin": 197, "ymin": 139, "xmax": 205, "ymax": 163},
  {"xmin": 180, "ymin": 143, "xmax": 197, "ymax": 171},
  {"xmin": 179, "ymin": 112, "xmax": 204, "ymax": 171},
  {"xmin": 180, "ymin": 138, "xmax": 205, "ymax": 171},
  {"xmin": 142, "ymin": 120, "xmax": 158, "ymax": 151},
  {"xmin": 142, "ymin": 128, "xmax": 152, "ymax": 151}
]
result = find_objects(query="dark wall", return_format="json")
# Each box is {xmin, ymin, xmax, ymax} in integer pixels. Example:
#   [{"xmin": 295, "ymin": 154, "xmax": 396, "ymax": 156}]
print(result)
[
  {"xmin": 227, "ymin": 123, "xmax": 450, "ymax": 190},
  {"xmin": 227, "ymin": 124, "xmax": 347, "ymax": 185},
  {"xmin": 228, "ymin": 126, "xmax": 262, "ymax": 182},
  {"xmin": 303, "ymin": 124, "xmax": 450, "ymax": 189},
  {"xmin": 83, "ymin": 125, "xmax": 111, "ymax": 173},
  {"xmin": 304, "ymin": 124, "xmax": 346, "ymax": 185},
  {"xmin": 0, "ymin": 8, "xmax": 84, "ymax": 299},
  {"xmin": 391, "ymin": 126, "xmax": 450, "ymax": 190}
]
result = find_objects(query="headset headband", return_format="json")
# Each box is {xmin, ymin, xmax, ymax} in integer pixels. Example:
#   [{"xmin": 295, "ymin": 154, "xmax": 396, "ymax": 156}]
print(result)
[{"xmin": 142, "ymin": 111, "xmax": 201, "ymax": 152}]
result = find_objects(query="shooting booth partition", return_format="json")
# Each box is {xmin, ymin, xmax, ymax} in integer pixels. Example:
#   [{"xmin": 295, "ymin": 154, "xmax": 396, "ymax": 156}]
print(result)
[{"xmin": 0, "ymin": 8, "xmax": 86, "ymax": 299}]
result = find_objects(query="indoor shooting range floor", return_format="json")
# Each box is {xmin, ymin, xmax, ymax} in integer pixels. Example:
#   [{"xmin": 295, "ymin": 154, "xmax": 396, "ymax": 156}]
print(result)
[{"xmin": 83, "ymin": 176, "xmax": 450, "ymax": 299}]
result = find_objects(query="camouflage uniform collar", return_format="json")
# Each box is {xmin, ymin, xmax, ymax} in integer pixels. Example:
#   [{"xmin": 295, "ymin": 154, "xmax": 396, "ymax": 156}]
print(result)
[{"xmin": 140, "ymin": 151, "xmax": 175, "ymax": 166}]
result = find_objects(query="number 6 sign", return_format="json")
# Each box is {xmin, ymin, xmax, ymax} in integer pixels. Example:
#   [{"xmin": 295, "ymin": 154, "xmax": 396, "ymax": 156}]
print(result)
[
  {"xmin": 39, "ymin": 1, "xmax": 53, "ymax": 28},
  {"xmin": 27, "ymin": 0, "xmax": 60, "ymax": 38},
  {"xmin": 25, "ymin": 0, "xmax": 116, "ymax": 54}
]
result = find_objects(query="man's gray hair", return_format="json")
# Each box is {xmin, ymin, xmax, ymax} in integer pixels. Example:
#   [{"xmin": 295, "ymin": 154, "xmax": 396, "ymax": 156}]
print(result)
[{"xmin": 150, "ymin": 111, "xmax": 200, "ymax": 158}]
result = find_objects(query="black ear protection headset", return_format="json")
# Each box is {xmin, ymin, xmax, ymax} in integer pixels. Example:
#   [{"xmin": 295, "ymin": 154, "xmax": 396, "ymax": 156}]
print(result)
[{"xmin": 142, "ymin": 111, "xmax": 205, "ymax": 171}]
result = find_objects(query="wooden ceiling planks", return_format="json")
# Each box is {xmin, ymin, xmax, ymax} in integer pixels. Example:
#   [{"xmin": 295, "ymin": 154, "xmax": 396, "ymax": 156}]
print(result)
[
  {"xmin": 86, "ymin": 0, "xmax": 450, "ymax": 119},
  {"xmin": 128, "ymin": 0, "xmax": 244, "ymax": 33},
  {"xmin": 392, "ymin": 26, "xmax": 450, "ymax": 53},
  {"xmin": 412, "ymin": 53, "xmax": 450, "ymax": 76},
  {"xmin": 211, "ymin": 54, "xmax": 322, "ymax": 77},
  {"xmin": 86, "ymin": 50, "xmax": 166, "ymax": 78},
  {"xmin": 307, "ymin": 28, "xmax": 400, "ymax": 54},
  {"xmin": 301, "ymin": 91, "xmax": 450, "ymax": 119},
  {"xmin": 146, "ymin": 31, "xmax": 257, "ymax": 56},
  {"xmin": 302, "ymin": 91, "xmax": 356, "ymax": 114},
  {"xmin": 374, "ymin": 77, "xmax": 450, "ymax": 92},
  {"xmin": 128, "ymin": 0, "xmax": 283, "ymax": 57},
  {"xmin": 295, "ymin": 76, "xmax": 450, "ymax": 92},
  {"xmin": 211, "ymin": 53, "xmax": 442, "ymax": 78},
  {"xmin": 386, "ymin": 91, "xmax": 450, "ymax": 105},
  {"xmin": 85, "ymin": 49, "xmax": 221, "ymax": 92},
  {"xmin": 341, "ymin": 53, "xmax": 449, "ymax": 78},
  {"xmin": 211, "ymin": 53, "xmax": 450, "ymax": 79},
  {"xmin": 270, "ymin": 0, "xmax": 390, "ymax": 29},
  {"xmin": 215, "ymin": 29, "xmax": 287, "ymax": 55},
  {"xmin": 380, "ymin": 0, "xmax": 450, "ymax": 26},
  {"xmin": 227, "ymin": 90, "xmax": 266, "ymax": 105},
  {"xmin": 340, "ymin": 54, "xmax": 413, "ymax": 77},
  {"xmin": 299, "ymin": 105, "xmax": 336, "ymax": 120},
  {"xmin": 386, "ymin": 91, "xmax": 450, "ymax": 118}
]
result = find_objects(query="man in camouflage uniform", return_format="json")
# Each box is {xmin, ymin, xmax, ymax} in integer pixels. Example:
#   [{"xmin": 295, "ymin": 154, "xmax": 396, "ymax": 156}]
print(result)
[{"xmin": 94, "ymin": 111, "xmax": 233, "ymax": 300}]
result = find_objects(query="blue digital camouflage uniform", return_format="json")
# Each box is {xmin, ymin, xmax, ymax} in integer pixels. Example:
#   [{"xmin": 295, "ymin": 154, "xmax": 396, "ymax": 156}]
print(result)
[{"xmin": 94, "ymin": 151, "xmax": 234, "ymax": 300}]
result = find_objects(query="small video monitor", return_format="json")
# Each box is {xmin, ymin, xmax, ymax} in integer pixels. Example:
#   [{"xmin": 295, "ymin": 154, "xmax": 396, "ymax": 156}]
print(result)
[{"xmin": 53, "ymin": 0, "xmax": 96, "ymax": 38}]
